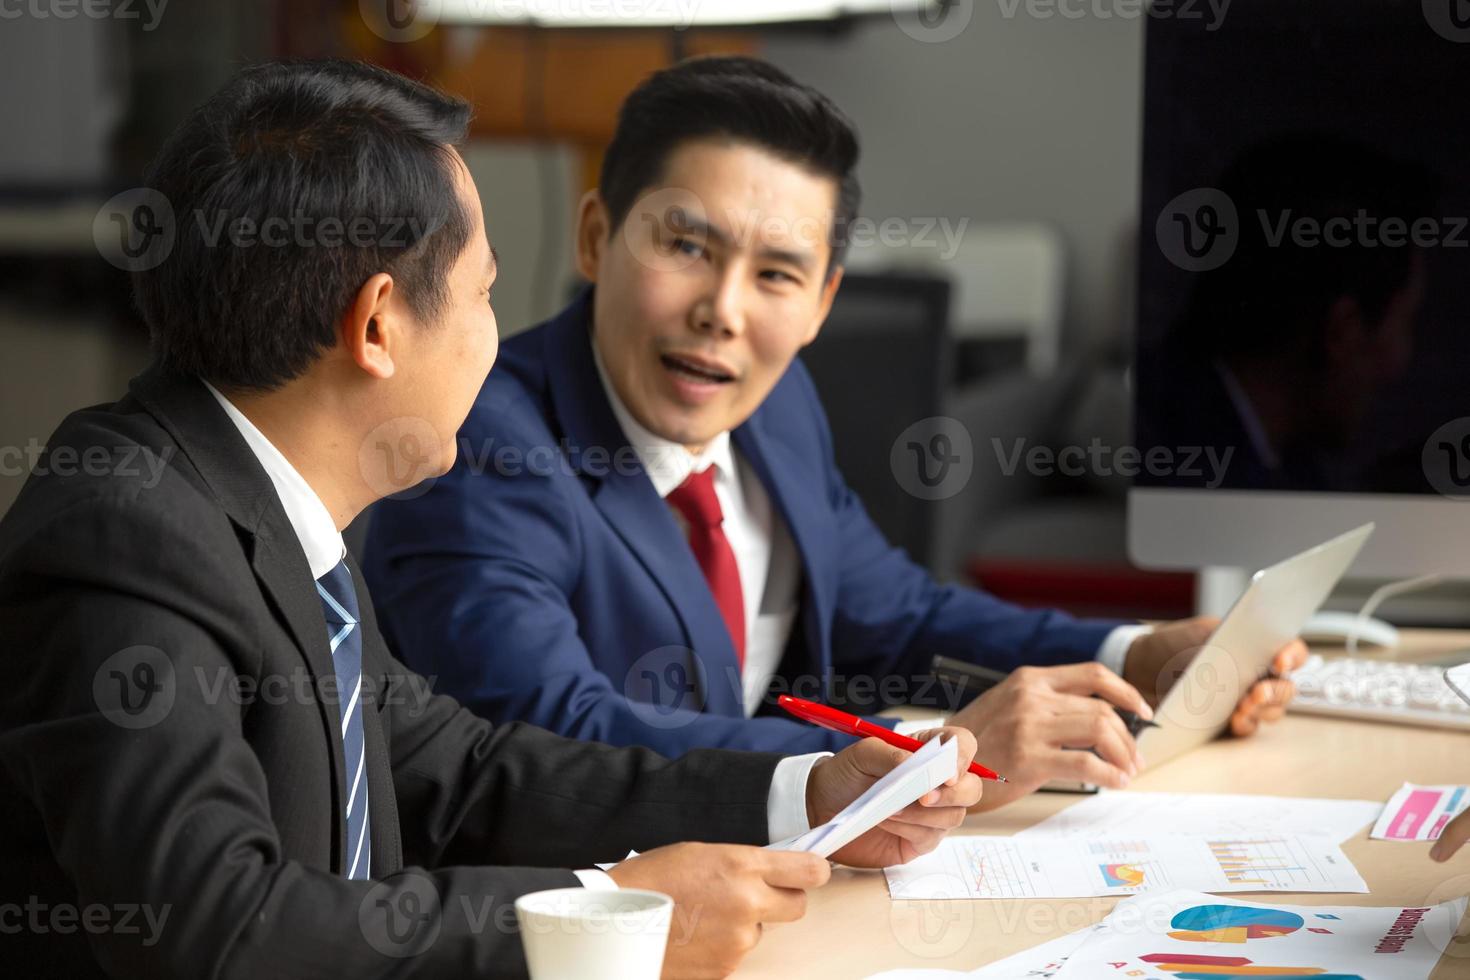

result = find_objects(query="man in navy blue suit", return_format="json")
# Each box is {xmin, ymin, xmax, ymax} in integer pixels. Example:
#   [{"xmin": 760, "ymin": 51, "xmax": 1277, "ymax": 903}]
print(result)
[{"xmin": 364, "ymin": 56, "xmax": 1304, "ymax": 809}]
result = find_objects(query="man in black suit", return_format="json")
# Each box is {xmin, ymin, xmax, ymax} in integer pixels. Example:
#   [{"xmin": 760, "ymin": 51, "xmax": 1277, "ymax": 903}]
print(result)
[{"xmin": 0, "ymin": 60, "xmax": 981, "ymax": 978}]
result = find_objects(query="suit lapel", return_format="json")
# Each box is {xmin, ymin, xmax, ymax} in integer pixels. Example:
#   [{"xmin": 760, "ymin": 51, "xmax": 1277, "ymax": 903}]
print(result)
[
  {"xmin": 732, "ymin": 411, "xmax": 835, "ymax": 682},
  {"xmin": 129, "ymin": 366, "xmax": 352, "ymax": 872},
  {"xmin": 542, "ymin": 293, "xmax": 744, "ymax": 715}
]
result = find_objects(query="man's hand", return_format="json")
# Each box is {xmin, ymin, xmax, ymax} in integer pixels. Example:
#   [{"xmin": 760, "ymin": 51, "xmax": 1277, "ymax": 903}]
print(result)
[
  {"xmin": 806, "ymin": 727, "xmax": 982, "ymax": 868},
  {"xmin": 1123, "ymin": 616, "xmax": 1308, "ymax": 737},
  {"xmin": 948, "ymin": 662, "xmax": 1152, "ymax": 810},
  {"xmin": 607, "ymin": 842, "xmax": 830, "ymax": 979},
  {"xmin": 1431, "ymin": 809, "xmax": 1470, "ymax": 863}
]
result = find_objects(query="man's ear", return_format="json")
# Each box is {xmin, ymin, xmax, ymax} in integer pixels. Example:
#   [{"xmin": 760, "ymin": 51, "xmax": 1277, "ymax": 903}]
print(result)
[
  {"xmin": 802, "ymin": 264, "xmax": 845, "ymax": 347},
  {"xmin": 342, "ymin": 273, "xmax": 398, "ymax": 380},
  {"xmin": 574, "ymin": 189, "xmax": 610, "ymax": 282}
]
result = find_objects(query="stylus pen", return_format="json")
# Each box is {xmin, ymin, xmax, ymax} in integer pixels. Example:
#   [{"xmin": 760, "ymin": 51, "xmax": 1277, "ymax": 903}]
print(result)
[
  {"xmin": 777, "ymin": 694, "xmax": 1008, "ymax": 782},
  {"xmin": 930, "ymin": 655, "xmax": 1161, "ymax": 737}
]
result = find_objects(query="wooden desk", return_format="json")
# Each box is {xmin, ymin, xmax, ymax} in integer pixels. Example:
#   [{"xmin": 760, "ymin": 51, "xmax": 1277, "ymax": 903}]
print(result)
[{"xmin": 738, "ymin": 630, "xmax": 1470, "ymax": 979}]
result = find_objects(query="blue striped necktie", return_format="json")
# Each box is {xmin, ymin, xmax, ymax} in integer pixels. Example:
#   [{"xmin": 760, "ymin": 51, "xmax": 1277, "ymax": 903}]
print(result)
[{"xmin": 315, "ymin": 560, "xmax": 371, "ymax": 880}]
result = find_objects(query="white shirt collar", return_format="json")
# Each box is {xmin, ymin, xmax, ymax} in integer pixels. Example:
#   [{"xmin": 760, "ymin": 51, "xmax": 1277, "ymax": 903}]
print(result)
[
  {"xmin": 203, "ymin": 381, "xmax": 347, "ymax": 581},
  {"xmin": 591, "ymin": 342, "xmax": 736, "ymax": 498}
]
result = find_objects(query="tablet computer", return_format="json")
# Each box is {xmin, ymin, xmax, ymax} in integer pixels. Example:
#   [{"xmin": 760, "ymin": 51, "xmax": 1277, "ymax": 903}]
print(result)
[{"xmin": 1139, "ymin": 522, "xmax": 1374, "ymax": 771}]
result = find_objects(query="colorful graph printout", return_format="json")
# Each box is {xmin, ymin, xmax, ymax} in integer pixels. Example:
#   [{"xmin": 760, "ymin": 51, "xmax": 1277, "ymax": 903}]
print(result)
[
  {"xmin": 885, "ymin": 835, "xmax": 1366, "ymax": 900},
  {"xmin": 1051, "ymin": 890, "xmax": 1465, "ymax": 980},
  {"xmin": 1372, "ymin": 783, "xmax": 1470, "ymax": 842}
]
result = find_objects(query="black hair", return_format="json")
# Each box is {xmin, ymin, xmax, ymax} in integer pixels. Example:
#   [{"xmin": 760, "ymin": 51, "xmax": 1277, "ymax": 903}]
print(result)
[
  {"xmin": 133, "ymin": 59, "xmax": 474, "ymax": 391},
  {"xmin": 598, "ymin": 55, "xmax": 862, "ymax": 270},
  {"xmin": 1177, "ymin": 133, "xmax": 1436, "ymax": 362}
]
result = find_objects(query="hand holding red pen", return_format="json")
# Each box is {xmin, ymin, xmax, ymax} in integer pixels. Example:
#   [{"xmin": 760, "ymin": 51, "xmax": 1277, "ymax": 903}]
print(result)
[
  {"xmin": 778, "ymin": 695, "xmax": 985, "ymax": 866},
  {"xmin": 804, "ymin": 725, "xmax": 983, "ymax": 868}
]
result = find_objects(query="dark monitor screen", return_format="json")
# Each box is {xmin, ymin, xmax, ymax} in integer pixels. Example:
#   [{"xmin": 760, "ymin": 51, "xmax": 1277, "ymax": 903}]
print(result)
[{"xmin": 1135, "ymin": 0, "xmax": 1470, "ymax": 497}]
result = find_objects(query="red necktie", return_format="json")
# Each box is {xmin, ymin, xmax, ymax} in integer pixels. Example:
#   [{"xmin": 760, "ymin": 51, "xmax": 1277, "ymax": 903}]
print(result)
[{"xmin": 665, "ymin": 467, "xmax": 746, "ymax": 669}]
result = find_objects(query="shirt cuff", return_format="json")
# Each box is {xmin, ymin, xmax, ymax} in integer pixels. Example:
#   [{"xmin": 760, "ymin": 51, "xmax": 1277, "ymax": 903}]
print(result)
[
  {"xmin": 767, "ymin": 752, "xmax": 833, "ymax": 844},
  {"xmin": 893, "ymin": 717, "xmax": 949, "ymax": 736},
  {"xmin": 572, "ymin": 869, "xmax": 619, "ymax": 890},
  {"xmin": 1097, "ymin": 623, "xmax": 1153, "ymax": 677}
]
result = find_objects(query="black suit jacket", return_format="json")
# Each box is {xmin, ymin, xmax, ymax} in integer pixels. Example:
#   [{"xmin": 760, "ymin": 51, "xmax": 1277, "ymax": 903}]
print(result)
[{"xmin": 0, "ymin": 367, "xmax": 780, "ymax": 978}]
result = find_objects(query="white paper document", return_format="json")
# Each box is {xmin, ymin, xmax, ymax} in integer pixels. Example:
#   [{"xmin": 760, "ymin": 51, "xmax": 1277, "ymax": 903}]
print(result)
[
  {"xmin": 1017, "ymin": 791, "xmax": 1382, "ymax": 845},
  {"xmin": 885, "ymin": 834, "xmax": 1366, "ymax": 900},
  {"xmin": 769, "ymin": 733, "xmax": 958, "ymax": 859},
  {"xmin": 863, "ymin": 926, "xmax": 1097, "ymax": 979},
  {"xmin": 1052, "ymin": 889, "xmax": 1466, "ymax": 980},
  {"xmin": 1372, "ymin": 783, "xmax": 1470, "ymax": 841}
]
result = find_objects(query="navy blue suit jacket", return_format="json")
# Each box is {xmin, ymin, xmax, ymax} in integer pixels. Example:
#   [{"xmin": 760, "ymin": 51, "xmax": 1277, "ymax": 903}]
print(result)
[{"xmin": 364, "ymin": 291, "xmax": 1119, "ymax": 755}]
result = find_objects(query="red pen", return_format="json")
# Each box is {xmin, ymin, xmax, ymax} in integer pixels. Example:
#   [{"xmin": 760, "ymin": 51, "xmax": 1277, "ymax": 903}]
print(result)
[{"xmin": 778, "ymin": 694, "xmax": 1007, "ymax": 782}]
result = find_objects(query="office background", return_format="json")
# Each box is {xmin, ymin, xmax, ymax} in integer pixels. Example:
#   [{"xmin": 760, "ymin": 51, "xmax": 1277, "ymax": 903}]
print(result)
[{"xmin": 1, "ymin": 0, "xmax": 1462, "ymax": 626}]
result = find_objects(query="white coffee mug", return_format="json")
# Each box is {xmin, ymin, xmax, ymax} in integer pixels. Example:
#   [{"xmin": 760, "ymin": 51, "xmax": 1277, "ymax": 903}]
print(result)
[{"xmin": 514, "ymin": 887, "xmax": 674, "ymax": 980}]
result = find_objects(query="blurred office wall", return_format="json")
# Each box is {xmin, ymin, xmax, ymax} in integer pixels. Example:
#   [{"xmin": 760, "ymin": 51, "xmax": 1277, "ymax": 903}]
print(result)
[{"xmin": 763, "ymin": 8, "xmax": 1143, "ymax": 357}]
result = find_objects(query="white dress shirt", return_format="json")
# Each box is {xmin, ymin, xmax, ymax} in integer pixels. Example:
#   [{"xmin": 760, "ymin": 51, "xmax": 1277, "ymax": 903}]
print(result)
[
  {"xmin": 204, "ymin": 382, "xmax": 820, "ymax": 889},
  {"xmin": 589, "ymin": 359, "xmax": 1151, "ymax": 738}
]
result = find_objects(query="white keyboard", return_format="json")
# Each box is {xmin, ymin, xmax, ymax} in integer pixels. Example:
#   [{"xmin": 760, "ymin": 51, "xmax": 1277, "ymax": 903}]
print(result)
[{"xmin": 1289, "ymin": 654, "xmax": 1470, "ymax": 730}]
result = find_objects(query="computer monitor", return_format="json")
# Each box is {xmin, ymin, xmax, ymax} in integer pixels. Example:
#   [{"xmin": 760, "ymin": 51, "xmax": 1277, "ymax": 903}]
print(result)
[
  {"xmin": 1128, "ymin": 0, "xmax": 1470, "ymax": 577},
  {"xmin": 799, "ymin": 273, "xmax": 952, "ymax": 568}
]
